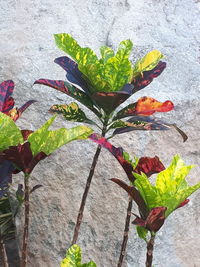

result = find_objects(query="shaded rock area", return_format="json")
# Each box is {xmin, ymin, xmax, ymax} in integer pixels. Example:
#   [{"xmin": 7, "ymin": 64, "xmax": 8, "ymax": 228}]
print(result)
[{"xmin": 0, "ymin": 0, "xmax": 200, "ymax": 266}]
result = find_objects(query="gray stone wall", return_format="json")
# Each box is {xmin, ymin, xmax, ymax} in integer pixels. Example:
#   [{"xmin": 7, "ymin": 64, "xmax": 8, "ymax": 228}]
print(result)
[{"xmin": 0, "ymin": 0, "xmax": 200, "ymax": 266}]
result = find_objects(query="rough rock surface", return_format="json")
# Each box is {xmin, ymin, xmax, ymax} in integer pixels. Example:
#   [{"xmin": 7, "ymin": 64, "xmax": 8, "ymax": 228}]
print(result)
[{"xmin": 0, "ymin": 0, "xmax": 200, "ymax": 266}]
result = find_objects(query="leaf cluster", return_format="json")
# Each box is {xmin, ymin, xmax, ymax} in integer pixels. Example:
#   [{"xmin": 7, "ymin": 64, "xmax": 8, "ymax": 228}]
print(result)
[{"xmin": 60, "ymin": 244, "xmax": 96, "ymax": 267}]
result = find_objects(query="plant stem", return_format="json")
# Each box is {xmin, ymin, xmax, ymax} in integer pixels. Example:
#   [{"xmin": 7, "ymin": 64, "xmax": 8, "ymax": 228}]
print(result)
[
  {"xmin": 20, "ymin": 174, "xmax": 30, "ymax": 267},
  {"xmin": 71, "ymin": 120, "xmax": 108, "ymax": 245},
  {"xmin": 0, "ymin": 237, "xmax": 8, "ymax": 267},
  {"xmin": 117, "ymin": 196, "xmax": 133, "ymax": 267},
  {"xmin": 146, "ymin": 232, "xmax": 156, "ymax": 267}
]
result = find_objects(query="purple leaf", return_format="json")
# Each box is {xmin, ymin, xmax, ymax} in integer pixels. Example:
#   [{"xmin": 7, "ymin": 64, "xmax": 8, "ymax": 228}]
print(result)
[{"xmin": 54, "ymin": 56, "xmax": 89, "ymax": 93}]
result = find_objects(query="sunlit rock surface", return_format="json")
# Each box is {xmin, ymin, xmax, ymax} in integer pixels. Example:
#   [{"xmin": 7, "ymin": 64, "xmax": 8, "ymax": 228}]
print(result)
[{"xmin": 0, "ymin": 0, "xmax": 200, "ymax": 266}]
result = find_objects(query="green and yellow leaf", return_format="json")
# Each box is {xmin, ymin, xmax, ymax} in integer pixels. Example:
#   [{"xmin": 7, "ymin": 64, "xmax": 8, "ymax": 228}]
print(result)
[
  {"xmin": 134, "ymin": 155, "xmax": 200, "ymax": 217},
  {"xmin": 28, "ymin": 115, "xmax": 93, "ymax": 156},
  {"xmin": 54, "ymin": 34, "xmax": 133, "ymax": 92},
  {"xmin": 60, "ymin": 244, "xmax": 96, "ymax": 267},
  {"xmin": 50, "ymin": 102, "xmax": 95, "ymax": 125},
  {"xmin": 0, "ymin": 112, "xmax": 23, "ymax": 151},
  {"xmin": 132, "ymin": 50, "xmax": 164, "ymax": 77}
]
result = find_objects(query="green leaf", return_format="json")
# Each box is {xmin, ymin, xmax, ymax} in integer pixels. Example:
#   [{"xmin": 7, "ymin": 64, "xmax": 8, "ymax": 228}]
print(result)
[
  {"xmin": 102, "ymin": 39, "xmax": 133, "ymax": 91},
  {"xmin": 54, "ymin": 33, "xmax": 98, "ymax": 66},
  {"xmin": 134, "ymin": 172, "xmax": 159, "ymax": 210},
  {"xmin": 28, "ymin": 115, "xmax": 93, "ymax": 156},
  {"xmin": 100, "ymin": 46, "xmax": 115, "ymax": 63},
  {"xmin": 60, "ymin": 244, "xmax": 81, "ymax": 267},
  {"xmin": 0, "ymin": 112, "xmax": 23, "ymax": 151},
  {"xmin": 54, "ymin": 34, "xmax": 133, "ymax": 92},
  {"xmin": 60, "ymin": 244, "xmax": 96, "ymax": 267},
  {"xmin": 136, "ymin": 226, "xmax": 148, "ymax": 241},
  {"xmin": 132, "ymin": 50, "xmax": 164, "ymax": 77},
  {"xmin": 50, "ymin": 102, "xmax": 95, "ymax": 125},
  {"xmin": 81, "ymin": 262, "xmax": 96, "ymax": 267},
  {"xmin": 123, "ymin": 151, "xmax": 139, "ymax": 169}
]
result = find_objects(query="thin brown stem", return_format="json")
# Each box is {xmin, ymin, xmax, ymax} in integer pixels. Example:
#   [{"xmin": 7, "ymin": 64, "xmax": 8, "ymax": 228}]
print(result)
[
  {"xmin": 71, "ymin": 120, "xmax": 108, "ymax": 245},
  {"xmin": 20, "ymin": 174, "xmax": 30, "ymax": 267},
  {"xmin": 71, "ymin": 144, "xmax": 102, "ymax": 245},
  {"xmin": 0, "ymin": 237, "xmax": 8, "ymax": 267},
  {"xmin": 146, "ymin": 232, "xmax": 156, "ymax": 267},
  {"xmin": 117, "ymin": 196, "xmax": 133, "ymax": 267}
]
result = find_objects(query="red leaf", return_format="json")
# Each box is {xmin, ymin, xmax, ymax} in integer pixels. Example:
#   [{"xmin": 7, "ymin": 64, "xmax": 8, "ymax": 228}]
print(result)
[
  {"xmin": 111, "ymin": 178, "xmax": 148, "ymax": 219},
  {"xmin": 21, "ymin": 130, "xmax": 34, "ymax": 141},
  {"xmin": 90, "ymin": 133, "xmax": 134, "ymax": 182},
  {"xmin": 132, "ymin": 206, "xmax": 167, "ymax": 232},
  {"xmin": 132, "ymin": 214, "xmax": 146, "ymax": 227},
  {"xmin": 134, "ymin": 156, "xmax": 165, "ymax": 177},
  {"xmin": 3, "ymin": 142, "xmax": 47, "ymax": 174},
  {"xmin": 91, "ymin": 91, "xmax": 131, "ymax": 114},
  {"xmin": 177, "ymin": 199, "xmax": 189, "ymax": 209},
  {"xmin": 145, "ymin": 207, "xmax": 167, "ymax": 232},
  {"xmin": 135, "ymin": 97, "xmax": 174, "ymax": 116},
  {"xmin": 0, "ymin": 80, "xmax": 15, "ymax": 113}
]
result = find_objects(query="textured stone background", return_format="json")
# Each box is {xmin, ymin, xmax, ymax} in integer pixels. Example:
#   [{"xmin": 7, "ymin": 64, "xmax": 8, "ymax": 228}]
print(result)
[{"xmin": 0, "ymin": 0, "xmax": 200, "ymax": 266}]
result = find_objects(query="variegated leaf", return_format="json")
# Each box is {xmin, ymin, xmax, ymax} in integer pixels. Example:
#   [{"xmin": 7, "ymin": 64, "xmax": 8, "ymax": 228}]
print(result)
[
  {"xmin": 114, "ymin": 97, "xmax": 174, "ymax": 120},
  {"xmin": 131, "ymin": 61, "xmax": 166, "ymax": 93},
  {"xmin": 132, "ymin": 50, "xmax": 164, "ymax": 77},
  {"xmin": 34, "ymin": 79, "xmax": 101, "ymax": 118},
  {"xmin": 0, "ymin": 80, "xmax": 15, "ymax": 113},
  {"xmin": 50, "ymin": 102, "xmax": 95, "ymax": 124}
]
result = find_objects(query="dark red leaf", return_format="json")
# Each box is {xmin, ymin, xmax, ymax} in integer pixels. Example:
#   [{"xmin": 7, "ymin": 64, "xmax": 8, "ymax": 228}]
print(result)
[
  {"xmin": 25, "ymin": 152, "xmax": 47, "ymax": 174},
  {"xmin": 132, "ymin": 206, "xmax": 167, "ymax": 232},
  {"xmin": 3, "ymin": 142, "xmax": 47, "ymax": 174},
  {"xmin": 111, "ymin": 178, "xmax": 148, "ymax": 219},
  {"xmin": 89, "ymin": 133, "xmax": 134, "ymax": 182},
  {"xmin": 145, "ymin": 207, "xmax": 167, "ymax": 232},
  {"xmin": 134, "ymin": 156, "xmax": 165, "ymax": 177},
  {"xmin": 21, "ymin": 130, "xmax": 34, "ymax": 141},
  {"xmin": 3, "ymin": 143, "xmax": 33, "ymax": 172},
  {"xmin": 132, "ymin": 214, "xmax": 146, "ymax": 227},
  {"xmin": 0, "ymin": 80, "xmax": 15, "ymax": 113},
  {"xmin": 91, "ymin": 91, "xmax": 131, "ymax": 114},
  {"xmin": 132, "ymin": 61, "xmax": 166, "ymax": 93}
]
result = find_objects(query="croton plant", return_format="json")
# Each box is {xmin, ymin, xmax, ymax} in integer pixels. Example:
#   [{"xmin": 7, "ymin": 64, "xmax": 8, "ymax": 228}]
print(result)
[
  {"xmin": 0, "ymin": 82, "xmax": 93, "ymax": 267},
  {"xmin": 34, "ymin": 33, "xmax": 187, "ymax": 266},
  {"xmin": 35, "ymin": 33, "xmax": 187, "ymax": 255},
  {"xmin": 90, "ymin": 134, "xmax": 200, "ymax": 267},
  {"xmin": 0, "ymin": 33, "xmax": 193, "ymax": 267},
  {"xmin": 0, "ymin": 80, "xmax": 37, "ymax": 267}
]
